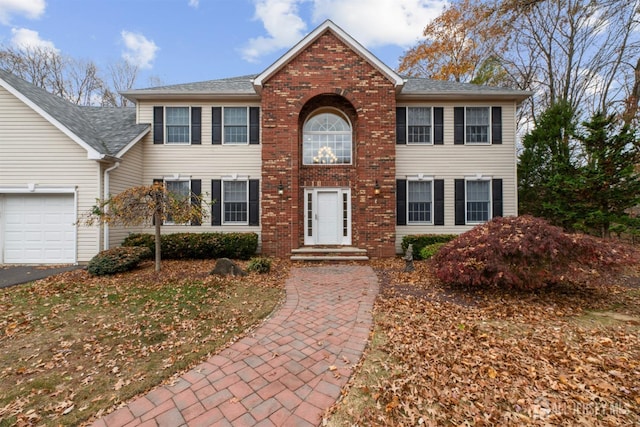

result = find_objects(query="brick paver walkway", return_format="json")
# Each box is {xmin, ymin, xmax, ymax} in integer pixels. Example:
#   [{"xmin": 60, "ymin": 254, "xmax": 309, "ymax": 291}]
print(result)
[{"xmin": 90, "ymin": 265, "xmax": 379, "ymax": 427}]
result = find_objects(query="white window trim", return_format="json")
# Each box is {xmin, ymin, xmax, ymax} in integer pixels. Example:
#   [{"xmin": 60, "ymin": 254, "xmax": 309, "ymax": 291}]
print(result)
[
  {"xmin": 464, "ymin": 106, "xmax": 491, "ymax": 145},
  {"xmin": 163, "ymin": 177, "xmax": 191, "ymax": 225},
  {"xmin": 406, "ymin": 106, "xmax": 434, "ymax": 145},
  {"xmin": 407, "ymin": 176, "xmax": 434, "ymax": 224},
  {"xmin": 222, "ymin": 106, "xmax": 250, "ymax": 145},
  {"xmin": 221, "ymin": 178, "xmax": 249, "ymax": 225},
  {"xmin": 464, "ymin": 176, "xmax": 492, "ymax": 225},
  {"xmin": 302, "ymin": 107, "xmax": 353, "ymax": 165},
  {"xmin": 165, "ymin": 106, "xmax": 192, "ymax": 145}
]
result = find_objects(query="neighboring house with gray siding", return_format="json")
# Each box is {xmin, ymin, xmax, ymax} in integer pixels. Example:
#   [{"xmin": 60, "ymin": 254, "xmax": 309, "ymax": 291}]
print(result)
[{"xmin": 0, "ymin": 20, "xmax": 530, "ymax": 264}]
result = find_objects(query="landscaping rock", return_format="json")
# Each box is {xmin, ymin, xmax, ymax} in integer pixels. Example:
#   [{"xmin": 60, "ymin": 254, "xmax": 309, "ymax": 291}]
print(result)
[{"xmin": 210, "ymin": 258, "xmax": 247, "ymax": 276}]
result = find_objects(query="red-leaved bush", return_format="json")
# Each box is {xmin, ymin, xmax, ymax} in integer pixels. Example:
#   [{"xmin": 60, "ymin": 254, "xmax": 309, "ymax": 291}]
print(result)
[{"xmin": 433, "ymin": 215, "xmax": 637, "ymax": 290}]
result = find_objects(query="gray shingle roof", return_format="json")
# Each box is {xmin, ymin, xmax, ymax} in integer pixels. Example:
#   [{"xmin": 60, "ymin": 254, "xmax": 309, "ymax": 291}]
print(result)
[
  {"xmin": 0, "ymin": 68, "xmax": 149, "ymax": 157},
  {"xmin": 123, "ymin": 75, "xmax": 259, "ymax": 97},
  {"xmin": 123, "ymin": 73, "xmax": 530, "ymax": 101}
]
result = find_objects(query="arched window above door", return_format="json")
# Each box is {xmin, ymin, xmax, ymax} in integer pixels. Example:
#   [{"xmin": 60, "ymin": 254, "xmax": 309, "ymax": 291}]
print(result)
[{"xmin": 302, "ymin": 110, "xmax": 352, "ymax": 165}]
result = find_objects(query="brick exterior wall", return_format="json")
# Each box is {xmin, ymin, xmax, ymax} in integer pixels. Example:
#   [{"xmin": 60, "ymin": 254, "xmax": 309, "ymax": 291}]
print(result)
[{"xmin": 261, "ymin": 30, "xmax": 397, "ymax": 257}]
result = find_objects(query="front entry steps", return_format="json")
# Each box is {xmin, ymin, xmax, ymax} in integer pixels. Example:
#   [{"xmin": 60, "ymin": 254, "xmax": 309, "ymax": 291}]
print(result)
[{"xmin": 290, "ymin": 246, "xmax": 369, "ymax": 262}]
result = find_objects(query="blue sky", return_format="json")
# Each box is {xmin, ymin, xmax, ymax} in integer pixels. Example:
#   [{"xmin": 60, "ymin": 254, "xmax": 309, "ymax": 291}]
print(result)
[{"xmin": 0, "ymin": 0, "xmax": 447, "ymax": 88}]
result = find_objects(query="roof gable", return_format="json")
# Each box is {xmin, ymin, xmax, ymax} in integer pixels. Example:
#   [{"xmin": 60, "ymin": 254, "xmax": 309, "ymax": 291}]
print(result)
[
  {"xmin": 252, "ymin": 20, "xmax": 405, "ymax": 91},
  {"xmin": 0, "ymin": 69, "xmax": 149, "ymax": 159}
]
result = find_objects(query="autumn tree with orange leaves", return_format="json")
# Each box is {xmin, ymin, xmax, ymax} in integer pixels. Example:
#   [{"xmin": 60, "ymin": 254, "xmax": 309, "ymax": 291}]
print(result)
[{"xmin": 87, "ymin": 183, "xmax": 207, "ymax": 272}]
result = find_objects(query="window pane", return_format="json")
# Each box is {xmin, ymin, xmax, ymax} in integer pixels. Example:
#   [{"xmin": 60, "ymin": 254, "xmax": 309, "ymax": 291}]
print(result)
[
  {"xmin": 466, "ymin": 180, "xmax": 490, "ymax": 222},
  {"xmin": 165, "ymin": 180, "xmax": 190, "ymax": 223},
  {"xmin": 408, "ymin": 107, "xmax": 432, "ymax": 144},
  {"xmin": 224, "ymin": 181, "xmax": 247, "ymax": 222},
  {"xmin": 303, "ymin": 112, "xmax": 352, "ymax": 164},
  {"xmin": 224, "ymin": 107, "xmax": 248, "ymax": 144},
  {"xmin": 408, "ymin": 181, "xmax": 432, "ymax": 223},
  {"xmin": 166, "ymin": 107, "xmax": 189, "ymax": 143},
  {"xmin": 466, "ymin": 107, "xmax": 489, "ymax": 143}
]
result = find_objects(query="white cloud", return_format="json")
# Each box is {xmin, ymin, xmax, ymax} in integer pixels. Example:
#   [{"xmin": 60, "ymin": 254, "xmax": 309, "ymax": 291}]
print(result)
[
  {"xmin": 121, "ymin": 30, "xmax": 158, "ymax": 69},
  {"xmin": 241, "ymin": 0, "xmax": 308, "ymax": 62},
  {"xmin": 242, "ymin": 0, "xmax": 446, "ymax": 62},
  {"xmin": 10, "ymin": 27, "xmax": 57, "ymax": 51},
  {"xmin": 188, "ymin": 0, "xmax": 199, "ymax": 8},
  {"xmin": 312, "ymin": 0, "xmax": 446, "ymax": 47},
  {"xmin": 0, "ymin": 0, "xmax": 45, "ymax": 25}
]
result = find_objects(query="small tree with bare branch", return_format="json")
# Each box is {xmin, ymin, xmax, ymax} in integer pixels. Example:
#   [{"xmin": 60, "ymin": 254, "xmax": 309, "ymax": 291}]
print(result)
[{"xmin": 87, "ymin": 183, "xmax": 208, "ymax": 272}]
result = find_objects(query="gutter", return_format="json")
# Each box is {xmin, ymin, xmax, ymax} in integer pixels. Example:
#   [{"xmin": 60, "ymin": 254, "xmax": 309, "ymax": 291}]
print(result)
[{"xmin": 103, "ymin": 162, "xmax": 120, "ymax": 250}]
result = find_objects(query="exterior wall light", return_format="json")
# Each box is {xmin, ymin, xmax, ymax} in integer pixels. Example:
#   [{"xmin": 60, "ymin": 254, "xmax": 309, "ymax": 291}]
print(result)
[
  {"xmin": 278, "ymin": 182, "xmax": 284, "ymax": 195},
  {"xmin": 374, "ymin": 180, "xmax": 381, "ymax": 195}
]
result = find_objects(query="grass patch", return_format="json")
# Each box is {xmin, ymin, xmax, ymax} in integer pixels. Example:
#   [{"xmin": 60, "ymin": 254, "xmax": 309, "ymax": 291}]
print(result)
[{"xmin": 0, "ymin": 259, "xmax": 286, "ymax": 426}]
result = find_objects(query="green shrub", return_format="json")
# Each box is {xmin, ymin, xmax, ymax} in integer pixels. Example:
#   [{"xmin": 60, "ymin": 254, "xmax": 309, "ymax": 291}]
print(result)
[
  {"xmin": 122, "ymin": 232, "xmax": 258, "ymax": 260},
  {"xmin": 247, "ymin": 257, "xmax": 272, "ymax": 274},
  {"xmin": 433, "ymin": 215, "xmax": 636, "ymax": 290},
  {"xmin": 87, "ymin": 246, "xmax": 151, "ymax": 276},
  {"xmin": 402, "ymin": 234, "xmax": 457, "ymax": 260},
  {"xmin": 122, "ymin": 233, "xmax": 155, "ymax": 256},
  {"xmin": 419, "ymin": 242, "xmax": 446, "ymax": 260}
]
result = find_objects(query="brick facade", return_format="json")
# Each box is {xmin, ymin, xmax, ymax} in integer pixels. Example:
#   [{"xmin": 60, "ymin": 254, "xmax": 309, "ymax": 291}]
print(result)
[{"xmin": 261, "ymin": 31, "xmax": 397, "ymax": 257}]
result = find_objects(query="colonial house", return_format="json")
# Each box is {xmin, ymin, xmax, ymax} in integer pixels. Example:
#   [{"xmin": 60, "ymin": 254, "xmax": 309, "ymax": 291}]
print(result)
[{"xmin": 0, "ymin": 20, "xmax": 530, "ymax": 264}]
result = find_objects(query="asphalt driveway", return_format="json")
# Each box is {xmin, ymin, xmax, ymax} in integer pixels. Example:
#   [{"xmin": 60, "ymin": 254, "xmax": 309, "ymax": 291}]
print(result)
[{"xmin": 0, "ymin": 265, "xmax": 82, "ymax": 289}]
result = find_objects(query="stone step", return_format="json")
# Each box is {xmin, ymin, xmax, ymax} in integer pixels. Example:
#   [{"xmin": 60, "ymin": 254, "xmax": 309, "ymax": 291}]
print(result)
[{"xmin": 290, "ymin": 246, "xmax": 369, "ymax": 261}]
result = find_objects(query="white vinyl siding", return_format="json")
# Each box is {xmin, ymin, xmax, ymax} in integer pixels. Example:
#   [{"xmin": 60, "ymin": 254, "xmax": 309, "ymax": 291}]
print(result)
[
  {"xmin": 107, "ymin": 143, "xmax": 144, "ymax": 248},
  {"xmin": 0, "ymin": 86, "xmax": 100, "ymax": 263},
  {"xmin": 135, "ymin": 101, "xmax": 261, "ymax": 238},
  {"xmin": 396, "ymin": 102, "xmax": 517, "ymax": 252}
]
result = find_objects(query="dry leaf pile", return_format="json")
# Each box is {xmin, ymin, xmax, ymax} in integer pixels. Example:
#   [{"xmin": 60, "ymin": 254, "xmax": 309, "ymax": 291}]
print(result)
[
  {"xmin": 0, "ymin": 259, "xmax": 286, "ymax": 426},
  {"xmin": 331, "ymin": 258, "xmax": 640, "ymax": 426}
]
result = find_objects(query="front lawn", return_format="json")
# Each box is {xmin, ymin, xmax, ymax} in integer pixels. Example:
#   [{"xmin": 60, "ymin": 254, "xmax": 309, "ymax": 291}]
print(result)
[
  {"xmin": 0, "ymin": 259, "xmax": 286, "ymax": 426},
  {"xmin": 328, "ymin": 258, "xmax": 640, "ymax": 426}
]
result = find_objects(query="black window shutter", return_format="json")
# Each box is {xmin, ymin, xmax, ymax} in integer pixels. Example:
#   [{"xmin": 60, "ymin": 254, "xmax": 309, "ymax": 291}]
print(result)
[
  {"xmin": 396, "ymin": 179, "xmax": 407, "ymax": 225},
  {"xmin": 249, "ymin": 107, "xmax": 260, "ymax": 144},
  {"xmin": 248, "ymin": 179, "xmax": 260, "ymax": 226},
  {"xmin": 211, "ymin": 180, "xmax": 222, "ymax": 225},
  {"xmin": 212, "ymin": 107, "xmax": 222, "ymax": 144},
  {"xmin": 152, "ymin": 178, "xmax": 163, "ymax": 225},
  {"xmin": 454, "ymin": 107, "xmax": 464, "ymax": 145},
  {"xmin": 153, "ymin": 107, "xmax": 163, "ymax": 144},
  {"xmin": 190, "ymin": 179, "xmax": 202, "ymax": 226},
  {"xmin": 396, "ymin": 107, "xmax": 406, "ymax": 145},
  {"xmin": 492, "ymin": 178, "xmax": 503, "ymax": 218},
  {"xmin": 434, "ymin": 179, "xmax": 445, "ymax": 225},
  {"xmin": 191, "ymin": 107, "xmax": 201, "ymax": 144},
  {"xmin": 434, "ymin": 107, "xmax": 444, "ymax": 145},
  {"xmin": 454, "ymin": 179, "xmax": 466, "ymax": 225},
  {"xmin": 491, "ymin": 107, "xmax": 502, "ymax": 144}
]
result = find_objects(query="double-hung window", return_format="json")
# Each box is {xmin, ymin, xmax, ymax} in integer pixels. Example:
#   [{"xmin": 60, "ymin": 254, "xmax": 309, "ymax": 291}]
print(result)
[
  {"xmin": 224, "ymin": 107, "xmax": 249, "ymax": 144},
  {"xmin": 465, "ymin": 107, "xmax": 490, "ymax": 144},
  {"xmin": 223, "ymin": 180, "xmax": 248, "ymax": 224},
  {"xmin": 165, "ymin": 107, "xmax": 190, "ymax": 144},
  {"xmin": 407, "ymin": 107, "xmax": 432, "ymax": 144},
  {"xmin": 164, "ymin": 179, "xmax": 191, "ymax": 224},
  {"xmin": 466, "ymin": 179, "xmax": 491, "ymax": 223},
  {"xmin": 407, "ymin": 180, "xmax": 433, "ymax": 223}
]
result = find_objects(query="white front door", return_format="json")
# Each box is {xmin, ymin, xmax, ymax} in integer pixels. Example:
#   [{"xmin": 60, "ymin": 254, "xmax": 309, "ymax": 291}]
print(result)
[{"xmin": 304, "ymin": 188, "xmax": 351, "ymax": 245}]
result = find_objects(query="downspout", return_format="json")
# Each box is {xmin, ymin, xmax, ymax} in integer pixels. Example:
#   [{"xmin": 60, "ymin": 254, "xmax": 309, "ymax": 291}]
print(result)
[{"xmin": 103, "ymin": 162, "xmax": 120, "ymax": 250}]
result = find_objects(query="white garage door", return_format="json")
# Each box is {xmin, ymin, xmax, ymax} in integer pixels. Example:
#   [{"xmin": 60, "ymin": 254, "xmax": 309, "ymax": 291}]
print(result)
[{"xmin": 2, "ymin": 194, "xmax": 76, "ymax": 264}]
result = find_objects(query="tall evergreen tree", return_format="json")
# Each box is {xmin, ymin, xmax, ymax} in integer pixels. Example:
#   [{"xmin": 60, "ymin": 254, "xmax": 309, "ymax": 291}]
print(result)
[
  {"xmin": 575, "ymin": 113, "xmax": 640, "ymax": 236},
  {"xmin": 518, "ymin": 101, "xmax": 580, "ymax": 229}
]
